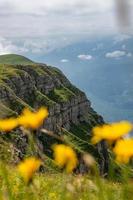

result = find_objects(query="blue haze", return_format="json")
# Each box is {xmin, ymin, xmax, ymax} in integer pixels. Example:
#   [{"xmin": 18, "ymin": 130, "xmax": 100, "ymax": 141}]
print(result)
[{"xmin": 27, "ymin": 36, "xmax": 133, "ymax": 123}]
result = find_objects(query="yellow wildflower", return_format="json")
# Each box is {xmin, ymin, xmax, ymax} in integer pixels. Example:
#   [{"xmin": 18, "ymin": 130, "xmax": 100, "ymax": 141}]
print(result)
[
  {"xmin": 52, "ymin": 144, "xmax": 78, "ymax": 173},
  {"xmin": 91, "ymin": 121, "xmax": 132, "ymax": 144},
  {"xmin": 18, "ymin": 107, "xmax": 48, "ymax": 129},
  {"xmin": 17, "ymin": 157, "xmax": 42, "ymax": 184},
  {"xmin": 113, "ymin": 139, "xmax": 133, "ymax": 164},
  {"xmin": 0, "ymin": 118, "xmax": 18, "ymax": 132},
  {"xmin": 49, "ymin": 192, "xmax": 57, "ymax": 200}
]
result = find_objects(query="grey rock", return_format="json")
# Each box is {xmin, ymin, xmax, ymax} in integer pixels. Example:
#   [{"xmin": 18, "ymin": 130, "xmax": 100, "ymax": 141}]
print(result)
[{"xmin": 0, "ymin": 63, "xmax": 109, "ymax": 174}]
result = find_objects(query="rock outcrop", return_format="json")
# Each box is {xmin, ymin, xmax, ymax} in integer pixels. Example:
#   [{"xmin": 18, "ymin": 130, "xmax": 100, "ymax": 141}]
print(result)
[{"xmin": 0, "ymin": 61, "xmax": 109, "ymax": 174}]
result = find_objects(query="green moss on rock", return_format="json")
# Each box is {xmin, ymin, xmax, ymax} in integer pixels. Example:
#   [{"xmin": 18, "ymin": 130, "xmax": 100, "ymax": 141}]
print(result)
[
  {"xmin": 35, "ymin": 90, "xmax": 56, "ymax": 108},
  {"xmin": 48, "ymin": 86, "xmax": 75, "ymax": 103}
]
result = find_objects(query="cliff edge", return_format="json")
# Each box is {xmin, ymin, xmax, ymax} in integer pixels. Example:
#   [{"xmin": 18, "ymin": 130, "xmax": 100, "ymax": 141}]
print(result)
[{"xmin": 0, "ymin": 54, "xmax": 108, "ymax": 174}]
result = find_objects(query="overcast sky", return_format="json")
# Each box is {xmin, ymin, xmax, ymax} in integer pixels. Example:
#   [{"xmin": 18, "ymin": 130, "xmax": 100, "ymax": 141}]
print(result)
[{"xmin": 0, "ymin": 0, "xmax": 133, "ymax": 55}]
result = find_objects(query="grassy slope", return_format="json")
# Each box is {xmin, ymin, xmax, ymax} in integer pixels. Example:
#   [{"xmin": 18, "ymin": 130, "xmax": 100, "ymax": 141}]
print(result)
[
  {"xmin": 48, "ymin": 87, "xmax": 76, "ymax": 103},
  {"xmin": 0, "ymin": 164, "xmax": 132, "ymax": 200},
  {"xmin": 0, "ymin": 54, "xmax": 83, "ymax": 117},
  {"xmin": 0, "ymin": 54, "xmax": 34, "ymax": 65},
  {"xmin": 0, "ymin": 54, "xmax": 130, "ymax": 200}
]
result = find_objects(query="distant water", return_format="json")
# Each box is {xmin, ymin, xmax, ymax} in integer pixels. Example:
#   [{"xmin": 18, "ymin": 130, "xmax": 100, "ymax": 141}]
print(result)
[
  {"xmin": 86, "ymin": 92, "xmax": 133, "ymax": 123},
  {"xmin": 86, "ymin": 92, "xmax": 133, "ymax": 137}
]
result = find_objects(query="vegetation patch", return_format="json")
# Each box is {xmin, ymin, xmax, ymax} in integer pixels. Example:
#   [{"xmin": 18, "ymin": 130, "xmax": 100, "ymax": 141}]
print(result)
[
  {"xmin": 35, "ymin": 90, "xmax": 56, "ymax": 108},
  {"xmin": 0, "ymin": 137, "xmax": 13, "ymax": 162},
  {"xmin": 17, "ymin": 64, "xmax": 48, "ymax": 76},
  {"xmin": 68, "ymin": 84, "xmax": 84, "ymax": 95},
  {"xmin": 0, "ymin": 102, "xmax": 17, "ymax": 118},
  {"xmin": 48, "ymin": 86, "xmax": 75, "ymax": 103},
  {"xmin": 0, "ymin": 54, "xmax": 34, "ymax": 65},
  {"xmin": 0, "ymin": 64, "xmax": 21, "ymax": 81},
  {"xmin": 70, "ymin": 123, "xmax": 92, "ymax": 141},
  {"xmin": 68, "ymin": 125, "xmax": 98, "ymax": 158}
]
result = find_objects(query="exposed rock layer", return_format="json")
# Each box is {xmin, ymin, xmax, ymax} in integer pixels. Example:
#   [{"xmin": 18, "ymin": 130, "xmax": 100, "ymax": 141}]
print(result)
[{"xmin": 0, "ymin": 63, "xmax": 108, "ymax": 174}]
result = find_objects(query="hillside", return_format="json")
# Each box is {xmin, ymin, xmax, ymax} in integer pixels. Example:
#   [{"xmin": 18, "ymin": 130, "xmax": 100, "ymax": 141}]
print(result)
[
  {"xmin": 0, "ymin": 54, "xmax": 34, "ymax": 65},
  {"xmin": 0, "ymin": 54, "xmax": 108, "ymax": 174}
]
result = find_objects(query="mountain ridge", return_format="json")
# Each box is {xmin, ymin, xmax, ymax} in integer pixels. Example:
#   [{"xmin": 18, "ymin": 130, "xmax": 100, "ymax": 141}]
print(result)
[
  {"xmin": 0, "ymin": 54, "xmax": 108, "ymax": 174},
  {"xmin": 0, "ymin": 54, "xmax": 34, "ymax": 65}
]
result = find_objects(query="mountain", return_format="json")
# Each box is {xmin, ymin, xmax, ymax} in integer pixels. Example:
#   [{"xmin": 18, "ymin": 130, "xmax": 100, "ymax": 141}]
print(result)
[
  {"xmin": 32, "ymin": 36, "xmax": 133, "ymax": 122},
  {"xmin": 0, "ymin": 54, "xmax": 108, "ymax": 173},
  {"xmin": 0, "ymin": 54, "xmax": 34, "ymax": 65}
]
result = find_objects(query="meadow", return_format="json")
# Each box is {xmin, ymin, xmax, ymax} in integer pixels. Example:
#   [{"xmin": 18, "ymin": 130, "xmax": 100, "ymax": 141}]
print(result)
[{"xmin": 0, "ymin": 107, "xmax": 133, "ymax": 200}]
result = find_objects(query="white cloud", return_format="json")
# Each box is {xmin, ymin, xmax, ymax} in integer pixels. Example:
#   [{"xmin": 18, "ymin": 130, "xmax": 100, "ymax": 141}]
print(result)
[
  {"xmin": 0, "ymin": 0, "xmax": 133, "ymax": 53},
  {"xmin": 105, "ymin": 50, "xmax": 132, "ymax": 59},
  {"xmin": 0, "ymin": 37, "xmax": 68, "ymax": 55},
  {"xmin": 0, "ymin": 37, "xmax": 28, "ymax": 55},
  {"xmin": 78, "ymin": 54, "xmax": 93, "ymax": 60},
  {"xmin": 0, "ymin": 3, "xmax": 116, "ymax": 40},
  {"xmin": 0, "ymin": 0, "xmax": 117, "ymax": 45},
  {"xmin": 60, "ymin": 59, "xmax": 69, "ymax": 63},
  {"xmin": 105, "ymin": 50, "xmax": 126, "ymax": 58},
  {"xmin": 0, "ymin": 0, "xmax": 113, "ymax": 15}
]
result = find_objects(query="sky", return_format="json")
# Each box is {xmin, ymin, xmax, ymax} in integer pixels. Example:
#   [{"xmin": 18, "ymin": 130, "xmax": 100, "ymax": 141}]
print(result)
[{"xmin": 0, "ymin": 0, "xmax": 133, "ymax": 55}]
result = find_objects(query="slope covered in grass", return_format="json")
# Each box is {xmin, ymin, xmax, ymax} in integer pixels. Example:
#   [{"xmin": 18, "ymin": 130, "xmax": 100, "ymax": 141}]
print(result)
[
  {"xmin": 0, "ymin": 163, "xmax": 132, "ymax": 200},
  {"xmin": 0, "ymin": 54, "xmax": 34, "ymax": 65}
]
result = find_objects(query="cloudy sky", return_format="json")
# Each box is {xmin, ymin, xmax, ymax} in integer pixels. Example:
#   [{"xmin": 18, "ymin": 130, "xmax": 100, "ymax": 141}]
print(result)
[{"xmin": 0, "ymin": 0, "xmax": 133, "ymax": 55}]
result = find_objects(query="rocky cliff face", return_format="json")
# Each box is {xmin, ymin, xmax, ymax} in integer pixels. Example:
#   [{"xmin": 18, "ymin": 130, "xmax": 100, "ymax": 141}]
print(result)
[
  {"xmin": 0, "ymin": 64, "xmax": 101, "ymax": 129},
  {"xmin": 0, "ymin": 62, "xmax": 108, "ymax": 174}
]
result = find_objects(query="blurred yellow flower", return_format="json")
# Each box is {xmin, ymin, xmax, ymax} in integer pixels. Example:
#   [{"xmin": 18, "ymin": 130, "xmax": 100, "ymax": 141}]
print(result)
[
  {"xmin": 91, "ymin": 121, "xmax": 132, "ymax": 144},
  {"xmin": 113, "ymin": 139, "xmax": 133, "ymax": 164},
  {"xmin": 18, "ymin": 107, "xmax": 48, "ymax": 129},
  {"xmin": 49, "ymin": 192, "xmax": 57, "ymax": 200},
  {"xmin": 17, "ymin": 157, "xmax": 42, "ymax": 184},
  {"xmin": 0, "ymin": 118, "xmax": 18, "ymax": 132},
  {"xmin": 52, "ymin": 144, "xmax": 78, "ymax": 173}
]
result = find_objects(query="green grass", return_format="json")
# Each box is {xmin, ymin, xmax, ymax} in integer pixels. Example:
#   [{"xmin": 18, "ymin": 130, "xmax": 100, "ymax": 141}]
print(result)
[
  {"xmin": 0, "ymin": 111, "xmax": 132, "ymax": 200},
  {"xmin": 16, "ymin": 64, "xmax": 48, "ymax": 76},
  {"xmin": 1, "ymin": 82, "xmax": 33, "ymax": 113},
  {"xmin": 62, "ymin": 127, "xmax": 99, "ymax": 161},
  {"xmin": 0, "ymin": 54, "xmax": 132, "ymax": 199},
  {"xmin": 48, "ymin": 87, "xmax": 75, "ymax": 103},
  {"xmin": 0, "ymin": 101, "xmax": 17, "ymax": 117},
  {"xmin": 0, "ymin": 63, "xmax": 54, "ymax": 115},
  {"xmin": 0, "ymin": 63, "xmax": 77, "ymax": 116},
  {"xmin": 0, "ymin": 54, "xmax": 34, "ymax": 65},
  {"xmin": 0, "ymin": 64, "xmax": 21, "ymax": 81},
  {"xmin": 70, "ymin": 123, "xmax": 92, "ymax": 141},
  {"xmin": 0, "ymin": 55, "xmax": 84, "ymax": 118},
  {"xmin": 0, "ymin": 164, "xmax": 133, "ymax": 200},
  {"xmin": 35, "ymin": 90, "xmax": 56, "ymax": 108},
  {"xmin": 67, "ymin": 84, "xmax": 84, "ymax": 95}
]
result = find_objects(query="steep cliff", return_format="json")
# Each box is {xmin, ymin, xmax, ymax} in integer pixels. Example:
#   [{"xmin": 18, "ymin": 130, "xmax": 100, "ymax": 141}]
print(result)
[{"xmin": 0, "ymin": 55, "xmax": 108, "ymax": 174}]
